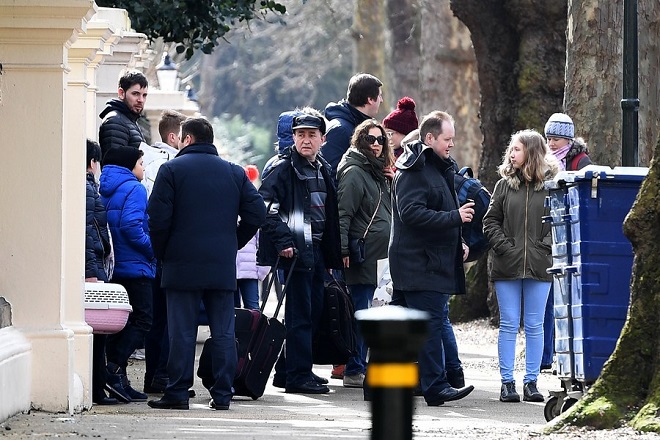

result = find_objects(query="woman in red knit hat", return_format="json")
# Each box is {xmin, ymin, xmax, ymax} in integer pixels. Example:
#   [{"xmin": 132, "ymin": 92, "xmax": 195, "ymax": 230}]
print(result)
[{"xmin": 382, "ymin": 96, "xmax": 419, "ymax": 159}]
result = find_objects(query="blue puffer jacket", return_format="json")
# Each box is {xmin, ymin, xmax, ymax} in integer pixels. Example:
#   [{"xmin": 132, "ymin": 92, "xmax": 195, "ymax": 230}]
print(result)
[{"xmin": 100, "ymin": 165, "xmax": 155, "ymax": 279}]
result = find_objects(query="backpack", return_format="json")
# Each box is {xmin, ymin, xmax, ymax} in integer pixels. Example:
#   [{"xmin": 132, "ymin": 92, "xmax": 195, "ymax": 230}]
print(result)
[
  {"xmin": 454, "ymin": 167, "xmax": 491, "ymax": 262},
  {"xmin": 312, "ymin": 277, "xmax": 357, "ymax": 365}
]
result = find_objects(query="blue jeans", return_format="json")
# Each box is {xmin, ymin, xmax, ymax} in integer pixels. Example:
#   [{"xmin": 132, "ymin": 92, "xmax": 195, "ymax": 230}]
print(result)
[
  {"xmin": 390, "ymin": 291, "xmax": 461, "ymax": 373},
  {"xmin": 397, "ymin": 289, "xmax": 450, "ymax": 402},
  {"xmin": 495, "ymin": 279, "xmax": 551, "ymax": 384},
  {"xmin": 165, "ymin": 288, "xmax": 236, "ymax": 405},
  {"xmin": 282, "ymin": 245, "xmax": 325, "ymax": 387},
  {"xmin": 106, "ymin": 277, "xmax": 153, "ymax": 371},
  {"xmin": 345, "ymin": 284, "xmax": 375, "ymax": 376},
  {"xmin": 442, "ymin": 295, "xmax": 462, "ymax": 373},
  {"xmin": 541, "ymin": 285, "xmax": 554, "ymax": 366},
  {"xmin": 234, "ymin": 278, "xmax": 260, "ymax": 310}
]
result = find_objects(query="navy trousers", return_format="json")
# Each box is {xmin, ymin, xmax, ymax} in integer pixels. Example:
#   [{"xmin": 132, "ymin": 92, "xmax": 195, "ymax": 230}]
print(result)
[{"xmin": 165, "ymin": 288, "xmax": 236, "ymax": 406}]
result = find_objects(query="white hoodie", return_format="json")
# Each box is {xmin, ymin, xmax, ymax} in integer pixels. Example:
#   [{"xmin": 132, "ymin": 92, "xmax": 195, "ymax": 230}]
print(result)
[{"xmin": 139, "ymin": 141, "xmax": 179, "ymax": 198}]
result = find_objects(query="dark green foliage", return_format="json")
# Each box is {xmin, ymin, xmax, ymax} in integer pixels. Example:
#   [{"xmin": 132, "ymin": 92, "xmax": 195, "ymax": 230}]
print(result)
[{"xmin": 95, "ymin": 0, "xmax": 287, "ymax": 59}]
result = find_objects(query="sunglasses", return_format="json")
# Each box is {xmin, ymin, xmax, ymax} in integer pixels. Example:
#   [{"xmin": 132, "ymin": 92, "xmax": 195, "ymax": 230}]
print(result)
[{"xmin": 364, "ymin": 134, "xmax": 386, "ymax": 146}]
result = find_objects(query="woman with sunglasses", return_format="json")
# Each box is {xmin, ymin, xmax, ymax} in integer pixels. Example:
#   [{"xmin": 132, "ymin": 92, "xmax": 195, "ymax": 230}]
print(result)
[{"xmin": 336, "ymin": 119, "xmax": 394, "ymax": 388}]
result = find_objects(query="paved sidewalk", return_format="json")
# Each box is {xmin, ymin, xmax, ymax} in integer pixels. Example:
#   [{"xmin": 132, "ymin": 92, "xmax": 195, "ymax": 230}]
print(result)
[{"xmin": 2, "ymin": 318, "xmax": 656, "ymax": 439}]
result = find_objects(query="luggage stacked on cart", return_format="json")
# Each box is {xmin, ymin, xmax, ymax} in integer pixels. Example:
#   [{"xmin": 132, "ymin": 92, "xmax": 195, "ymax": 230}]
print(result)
[{"xmin": 543, "ymin": 165, "xmax": 648, "ymax": 421}]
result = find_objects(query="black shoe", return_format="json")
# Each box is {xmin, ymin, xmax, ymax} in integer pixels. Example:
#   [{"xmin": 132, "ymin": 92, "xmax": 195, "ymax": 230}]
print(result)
[
  {"xmin": 500, "ymin": 381, "xmax": 521, "ymax": 402},
  {"xmin": 93, "ymin": 396, "xmax": 119, "ymax": 405},
  {"xmin": 285, "ymin": 380, "xmax": 330, "ymax": 394},
  {"xmin": 120, "ymin": 375, "xmax": 148, "ymax": 402},
  {"xmin": 209, "ymin": 399, "xmax": 229, "ymax": 410},
  {"xmin": 272, "ymin": 375, "xmax": 286, "ymax": 389},
  {"xmin": 427, "ymin": 385, "xmax": 475, "ymax": 406},
  {"xmin": 105, "ymin": 378, "xmax": 132, "ymax": 403},
  {"xmin": 148, "ymin": 397, "xmax": 189, "ymax": 410},
  {"xmin": 540, "ymin": 364, "xmax": 553, "ymax": 371},
  {"xmin": 523, "ymin": 381, "xmax": 544, "ymax": 402},
  {"xmin": 447, "ymin": 369, "xmax": 465, "ymax": 388},
  {"xmin": 312, "ymin": 373, "xmax": 329, "ymax": 384}
]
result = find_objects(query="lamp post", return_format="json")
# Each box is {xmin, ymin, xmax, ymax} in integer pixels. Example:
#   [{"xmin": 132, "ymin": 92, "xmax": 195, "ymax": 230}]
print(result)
[
  {"xmin": 156, "ymin": 52, "xmax": 179, "ymax": 91},
  {"xmin": 621, "ymin": 0, "xmax": 639, "ymax": 166}
]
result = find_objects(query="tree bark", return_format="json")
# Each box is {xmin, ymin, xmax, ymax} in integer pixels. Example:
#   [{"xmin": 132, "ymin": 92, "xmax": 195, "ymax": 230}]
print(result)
[
  {"xmin": 354, "ymin": 0, "xmax": 388, "ymax": 119},
  {"xmin": 384, "ymin": 0, "xmax": 421, "ymax": 103},
  {"xmin": 564, "ymin": 0, "xmax": 623, "ymax": 166},
  {"xmin": 450, "ymin": 0, "xmax": 567, "ymax": 321},
  {"xmin": 638, "ymin": 0, "xmax": 660, "ymax": 165}
]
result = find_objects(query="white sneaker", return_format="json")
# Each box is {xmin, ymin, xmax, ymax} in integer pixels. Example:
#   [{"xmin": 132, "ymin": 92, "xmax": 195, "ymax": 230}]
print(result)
[{"xmin": 343, "ymin": 373, "xmax": 365, "ymax": 388}]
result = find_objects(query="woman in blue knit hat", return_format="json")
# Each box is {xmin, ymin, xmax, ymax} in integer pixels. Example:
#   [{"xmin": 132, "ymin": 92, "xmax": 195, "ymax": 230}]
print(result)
[
  {"xmin": 544, "ymin": 113, "xmax": 592, "ymax": 171},
  {"xmin": 541, "ymin": 113, "xmax": 593, "ymax": 373}
]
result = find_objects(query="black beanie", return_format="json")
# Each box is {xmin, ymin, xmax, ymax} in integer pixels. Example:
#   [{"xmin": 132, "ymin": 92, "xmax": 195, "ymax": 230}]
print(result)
[{"xmin": 102, "ymin": 146, "xmax": 142, "ymax": 170}]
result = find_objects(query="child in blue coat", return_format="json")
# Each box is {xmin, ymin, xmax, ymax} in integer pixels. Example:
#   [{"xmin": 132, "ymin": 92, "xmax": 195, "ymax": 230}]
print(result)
[{"xmin": 100, "ymin": 146, "xmax": 155, "ymax": 403}]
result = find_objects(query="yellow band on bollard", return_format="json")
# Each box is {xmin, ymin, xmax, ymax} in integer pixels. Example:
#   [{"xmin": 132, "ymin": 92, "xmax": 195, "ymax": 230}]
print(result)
[{"xmin": 367, "ymin": 363, "xmax": 418, "ymax": 388}]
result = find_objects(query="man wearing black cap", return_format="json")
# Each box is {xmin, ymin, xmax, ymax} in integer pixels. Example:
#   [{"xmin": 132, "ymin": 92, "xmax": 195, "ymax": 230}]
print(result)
[{"xmin": 258, "ymin": 112, "xmax": 343, "ymax": 394}]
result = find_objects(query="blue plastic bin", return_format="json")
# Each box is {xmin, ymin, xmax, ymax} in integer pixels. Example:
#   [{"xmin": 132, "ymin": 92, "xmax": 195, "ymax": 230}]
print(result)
[{"xmin": 547, "ymin": 166, "xmax": 647, "ymax": 384}]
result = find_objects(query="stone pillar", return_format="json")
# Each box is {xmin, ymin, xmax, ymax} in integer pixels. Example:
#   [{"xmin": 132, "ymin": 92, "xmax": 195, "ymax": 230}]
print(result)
[
  {"xmin": 0, "ymin": 0, "xmax": 96, "ymax": 414},
  {"xmin": 65, "ymin": 11, "xmax": 116, "ymax": 410},
  {"xmin": 93, "ymin": 7, "xmax": 146, "ymax": 141}
]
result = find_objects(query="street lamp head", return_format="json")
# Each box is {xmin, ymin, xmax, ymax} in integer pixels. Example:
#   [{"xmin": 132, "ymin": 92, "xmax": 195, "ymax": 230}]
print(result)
[
  {"xmin": 156, "ymin": 52, "xmax": 179, "ymax": 91},
  {"xmin": 186, "ymin": 84, "xmax": 199, "ymax": 102}
]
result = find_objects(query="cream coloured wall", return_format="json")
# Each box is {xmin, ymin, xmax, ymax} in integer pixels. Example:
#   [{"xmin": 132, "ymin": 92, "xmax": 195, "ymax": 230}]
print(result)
[{"xmin": 0, "ymin": 0, "xmax": 135, "ymax": 419}]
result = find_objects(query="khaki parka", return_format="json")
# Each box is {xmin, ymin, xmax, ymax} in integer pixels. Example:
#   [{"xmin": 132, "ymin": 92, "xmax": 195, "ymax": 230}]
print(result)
[
  {"xmin": 483, "ymin": 168, "xmax": 557, "ymax": 282},
  {"xmin": 336, "ymin": 148, "xmax": 392, "ymax": 285}
]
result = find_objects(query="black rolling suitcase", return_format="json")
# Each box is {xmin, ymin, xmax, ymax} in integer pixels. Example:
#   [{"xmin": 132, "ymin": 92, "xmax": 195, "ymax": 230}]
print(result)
[{"xmin": 197, "ymin": 256, "xmax": 295, "ymax": 399}]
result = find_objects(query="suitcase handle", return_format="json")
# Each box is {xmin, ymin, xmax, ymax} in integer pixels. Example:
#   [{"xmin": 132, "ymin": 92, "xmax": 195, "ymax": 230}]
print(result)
[{"xmin": 260, "ymin": 252, "xmax": 297, "ymax": 319}]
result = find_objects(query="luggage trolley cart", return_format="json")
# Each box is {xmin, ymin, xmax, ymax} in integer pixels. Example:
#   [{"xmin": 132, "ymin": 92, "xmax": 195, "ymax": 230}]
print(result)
[{"xmin": 543, "ymin": 166, "xmax": 647, "ymax": 421}]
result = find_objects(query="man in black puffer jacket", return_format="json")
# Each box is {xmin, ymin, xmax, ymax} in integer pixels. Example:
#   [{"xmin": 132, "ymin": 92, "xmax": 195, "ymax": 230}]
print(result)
[{"xmin": 99, "ymin": 70, "xmax": 148, "ymax": 161}]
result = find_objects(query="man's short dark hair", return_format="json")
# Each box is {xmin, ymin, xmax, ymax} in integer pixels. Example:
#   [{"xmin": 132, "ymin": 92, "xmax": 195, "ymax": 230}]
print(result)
[
  {"xmin": 346, "ymin": 73, "xmax": 382, "ymax": 107},
  {"xmin": 119, "ymin": 69, "xmax": 148, "ymax": 91},
  {"xmin": 86, "ymin": 139, "xmax": 101, "ymax": 167},
  {"xmin": 181, "ymin": 117, "xmax": 214, "ymax": 144},
  {"xmin": 158, "ymin": 110, "xmax": 186, "ymax": 141}
]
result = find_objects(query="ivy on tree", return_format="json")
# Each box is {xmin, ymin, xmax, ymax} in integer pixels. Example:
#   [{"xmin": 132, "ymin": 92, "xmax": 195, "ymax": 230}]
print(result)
[{"xmin": 96, "ymin": 0, "xmax": 287, "ymax": 59}]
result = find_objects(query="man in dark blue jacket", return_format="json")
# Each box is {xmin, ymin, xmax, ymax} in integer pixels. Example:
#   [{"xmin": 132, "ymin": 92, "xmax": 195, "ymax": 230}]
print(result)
[
  {"xmin": 99, "ymin": 70, "xmax": 148, "ymax": 160},
  {"xmin": 147, "ymin": 117, "xmax": 266, "ymax": 410},
  {"xmin": 389, "ymin": 111, "xmax": 476, "ymax": 406},
  {"xmin": 321, "ymin": 73, "xmax": 383, "ymax": 181},
  {"xmin": 258, "ymin": 114, "xmax": 343, "ymax": 394}
]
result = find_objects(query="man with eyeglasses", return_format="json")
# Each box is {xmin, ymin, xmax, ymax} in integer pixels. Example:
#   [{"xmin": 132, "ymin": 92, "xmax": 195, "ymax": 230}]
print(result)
[
  {"xmin": 258, "ymin": 112, "xmax": 343, "ymax": 394},
  {"xmin": 322, "ymin": 73, "xmax": 384, "ymax": 183},
  {"xmin": 388, "ymin": 110, "xmax": 476, "ymax": 407}
]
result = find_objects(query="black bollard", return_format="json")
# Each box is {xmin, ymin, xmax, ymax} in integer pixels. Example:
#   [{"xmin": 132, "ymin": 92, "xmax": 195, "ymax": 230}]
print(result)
[{"xmin": 356, "ymin": 306, "xmax": 429, "ymax": 440}]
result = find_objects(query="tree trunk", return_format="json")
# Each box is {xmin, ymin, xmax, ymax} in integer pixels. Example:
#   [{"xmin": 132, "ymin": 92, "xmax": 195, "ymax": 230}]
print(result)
[
  {"xmin": 564, "ymin": 0, "xmax": 623, "ymax": 166},
  {"xmin": 418, "ymin": 0, "xmax": 482, "ymax": 171},
  {"xmin": 354, "ymin": 0, "xmax": 388, "ymax": 119},
  {"xmin": 547, "ymin": 135, "xmax": 660, "ymax": 433},
  {"xmin": 638, "ymin": 0, "xmax": 660, "ymax": 165},
  {"xmin": 450, "ymin": 0, "xmax": 567, "ymax": 321},
  {"xmin": 384, "ymin": 0, "xmax": 421, "ymax": 103}
]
